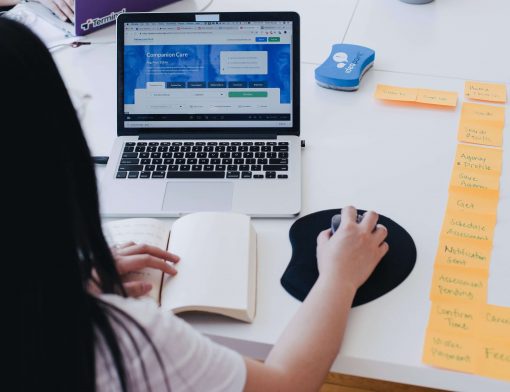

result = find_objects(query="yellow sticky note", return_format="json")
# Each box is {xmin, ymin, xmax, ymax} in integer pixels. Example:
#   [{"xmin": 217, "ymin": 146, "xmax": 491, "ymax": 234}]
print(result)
[
  {"xmin": 374, "ymin": 84, "xmax": 418, "ymax": 102},
  {"xmin": 416, "ymin": 88, "xmax": 458, "ymax": 107},
  {"xmin": 457, "ymin": 120, "xmax": 504, "ymax": 147},
  {"xmin": 465, "ymin": 81, "xmax": 507, "ymax": 103},
  {"xmin": 478, "ymin": 305, "xmax": 510, "ymax": 341},
  {"xmin": 461, "ymin": 102, "xmax": 505, "ymax": 127},
  {"xmin": 435, "ymin": 237, "xmax": 492, "ymax": 272},
  {"xmin": 450, "ymin": 167, "xmax": 500, "ymax": 194},
  {"xmin": 454, "ymin": 143, "xmax": 503, "ymax": 174},
  {"xmin": 446, "ymin": 190, "xmax": 499, "ymax": 216},
  {"xmin": 430, "ymin": 266, "xmax": 488, "ymax": 304},
  {"xmin": 427, "ymin": 302, "xmax": 481, "ymax": 336},
  {"xmin": 478, "ymin": 339, "xmax": 510, "ymax": 381},
  {"xmin": 423, "ymin": 330, "xmax": 478, "ymax": 373},
  {"xmin": 440, "ymin": 211, "xmax": 496, "ymax": 244}
]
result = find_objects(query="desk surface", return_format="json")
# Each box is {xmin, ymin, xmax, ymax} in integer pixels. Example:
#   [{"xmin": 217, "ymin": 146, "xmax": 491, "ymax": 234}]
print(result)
[{"xmin": 50, "ymin": 0, "xmax": 510, "ymax": 390}]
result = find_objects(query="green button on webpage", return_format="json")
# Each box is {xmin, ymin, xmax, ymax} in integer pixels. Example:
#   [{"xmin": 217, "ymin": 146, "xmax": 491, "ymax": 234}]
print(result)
[
  {"xmin": 268, "ymin": 37, "xmax": 280, "ymax": 42},
  {"xmin": 228, "ymin": 91, "xmax": 268, "ymax": 98}
]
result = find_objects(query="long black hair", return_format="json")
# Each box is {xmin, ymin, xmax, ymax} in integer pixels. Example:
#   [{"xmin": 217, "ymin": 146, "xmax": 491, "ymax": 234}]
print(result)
[{"xmin": 1, "ymin": 18, "xmax": 169, "ymax": 391}]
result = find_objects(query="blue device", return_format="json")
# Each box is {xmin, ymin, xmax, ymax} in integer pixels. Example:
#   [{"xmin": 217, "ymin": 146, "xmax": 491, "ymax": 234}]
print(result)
[{"xmin": 315, "ymin": 44, "xmax": 375, "ymax": 91}]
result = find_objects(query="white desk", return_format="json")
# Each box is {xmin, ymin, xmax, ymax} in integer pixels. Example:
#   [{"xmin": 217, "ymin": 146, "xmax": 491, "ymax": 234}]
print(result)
[{"xmin": 50, "ymin": 0, "xmax": 510, "ymax": 390}]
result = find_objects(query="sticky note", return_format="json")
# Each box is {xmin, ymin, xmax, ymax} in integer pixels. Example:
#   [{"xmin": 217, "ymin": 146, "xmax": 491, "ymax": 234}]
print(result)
[
  {"xmin": 461, "ymin": 102, "xmax": 505, "ymax": 127},
  {"xmin": 450, "ymin": 167, "xmax": 500, "ymax": 194},
  {"xmin": 440, "ymin": 211, "xmax": 496, "ymax": 244},
  {"xmin": 478, "ymin": 339, "xmax": 510, "ymax": 381},
  {"xmin": 435, "ymin": 237, "xmax": 492, "ymax": 272},
  {"xmin": 457, "ymin": 120, "xmax": 503, "ymax": 147},
  {"xmin": 375, "ymin": 84, "xmax": 417, "ymax": 102},
  {"xmin": 416, "ymin": 88, "xmax": 458, "ymax": 107},
  {"xmin": 465, "ymin": 81, "xmax": 507, "ymax": 103},
  {"xmin": 478, "ymin": 305, "xmax": 510, "ymax": 341},
  {"xmin": 446, "ymin": 190, "xmax": 499, "ymax": 216},
  {"xmin": 423, "ymin": 330, "xmax": 478, "ymax": 373},
  {"xmin": 428, "ymin": 302, "xmax": 481, "ymax": 336},
  {"xmin": 454, "ymin": 144, "xmax": 503, "ymax": 174},
  {"xmin": 430, "ymin": 266, "xmax": 488, "ymax": 304}
]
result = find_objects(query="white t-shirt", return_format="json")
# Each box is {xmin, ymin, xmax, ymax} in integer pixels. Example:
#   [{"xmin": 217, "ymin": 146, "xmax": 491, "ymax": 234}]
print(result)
[{"xmin": 95, "ymin": 294, "xmax": 247, "ymax": 392}]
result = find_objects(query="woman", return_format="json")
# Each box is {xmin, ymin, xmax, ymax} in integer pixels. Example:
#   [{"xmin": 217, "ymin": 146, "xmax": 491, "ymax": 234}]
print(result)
[{"xmin": 2, "ymin": 18, "xmax": 388, "ymax": 391}]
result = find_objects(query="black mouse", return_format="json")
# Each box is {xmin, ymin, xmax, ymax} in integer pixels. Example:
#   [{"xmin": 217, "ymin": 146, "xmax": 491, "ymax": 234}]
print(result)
[{"xmin": 331, "ymin": 213, "xmax": 364, "ymax": 233}]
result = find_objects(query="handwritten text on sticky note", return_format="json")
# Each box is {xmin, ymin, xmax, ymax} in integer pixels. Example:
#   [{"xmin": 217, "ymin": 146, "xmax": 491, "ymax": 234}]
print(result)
[
  {"xmin": 435, "ymin": 237, "xmax": 492, "ymax": 271},
  {"xmin": 465, "ymin": 81, "xmax": 507, "ymax": 103},
  {"xmin": 462, "ymin": 102, "xmax": 505, "ymax": 127},
  {"xmin": 430, "ymin": 266, "xmax": 488, "ymax": 304},
  {"xmin": 458, "ymin": 120, "xmax": 503, "ymax": 147},
  {"xmin": 375, "ymin": 84, "xmax": 457, "ymax": 107},
  {"xmin": 423, "ymin": 330, "xmax": 477, "ymax": 373}
]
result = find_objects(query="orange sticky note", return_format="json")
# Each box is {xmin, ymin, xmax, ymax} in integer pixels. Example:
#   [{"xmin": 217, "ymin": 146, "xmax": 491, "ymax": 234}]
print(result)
[
  {"xmin": 427, "ymin": 302, "xmax": 481, "ymax": 336},
  {"xmin": 454, "ymin": 143, "xmax": 503, "ymax": 174},
  {"xmin": 416, "ymin": 88, "xmax": 458, "ymax": 107},
  {"xmin": 477, "ymin": 339, "xmax": 510, "ymax": 381},
  {"xmin": 461, "ymin": 102, "xmax": 505, "ymax": 127},
  {"xmin": 423, "ymin": 330, "xmax": 478, "ymax": 373},
  {"xmin": 465, "ymin": 81, "xmax": 507, "ymax": 103},
  {"xmin": 430, "ymin": 266, "xmax": 488, "ymax": 304},
  {"xmin": 450, "ymin": 167, "xmax": 500, "ymax": 194},
  {"xmin": 478, "ymin": 305, "xmax": 510, "ymax": 341},
  {"xmin": 440, "ymin": 211, "xmax": 496, "ymax": 244},
  {"xmin": 457, "ymin": 120, "xmax": 503, "ymax": 147},
  {"xmin": 374, "ymin": 84, "xmax": 417, "ymax": 102},
  {"xmin": 435, "ymin": 237, "xmax": 492, "ymax": 272},
  {"xmin": 446, "ymin": 190, "xmax": 499, "ymax": 216}
]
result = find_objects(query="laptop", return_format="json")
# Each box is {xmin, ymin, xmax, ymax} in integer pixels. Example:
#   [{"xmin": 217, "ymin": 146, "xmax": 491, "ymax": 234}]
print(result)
[{"xmin": 100, "ymin": 12, "xmax": 301, "ymax": 217}]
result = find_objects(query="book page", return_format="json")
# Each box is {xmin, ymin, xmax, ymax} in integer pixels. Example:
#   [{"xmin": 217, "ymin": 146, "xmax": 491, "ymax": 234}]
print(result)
[
  {"xmin": 161, "ymin": 212, "xmax": 255, "ymax": 321},
  {"xmin": 103, "ymin": 218, "xmax": 170, "ymax": 302}
]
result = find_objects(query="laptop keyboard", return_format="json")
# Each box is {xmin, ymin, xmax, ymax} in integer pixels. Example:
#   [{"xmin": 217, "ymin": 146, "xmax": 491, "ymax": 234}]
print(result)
[{"xmin": 116, "ymin": 141, "xmax": 289, "ymax": 180}]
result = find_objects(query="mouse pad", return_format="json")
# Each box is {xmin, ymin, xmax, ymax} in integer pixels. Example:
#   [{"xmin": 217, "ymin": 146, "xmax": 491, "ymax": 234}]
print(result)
[{"xmin": 281, "ymin": 209, "xmax": 417, "ymax": 307}]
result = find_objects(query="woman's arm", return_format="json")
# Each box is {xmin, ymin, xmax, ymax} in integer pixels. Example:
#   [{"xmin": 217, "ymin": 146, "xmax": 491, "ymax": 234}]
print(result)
[
  {"xmin": 0, "ymin": 0, "xmax": 18, "ymax": 6},
  {"xmin": 245, "ymin": 206, "xmax": 389, "ymax": 392}
]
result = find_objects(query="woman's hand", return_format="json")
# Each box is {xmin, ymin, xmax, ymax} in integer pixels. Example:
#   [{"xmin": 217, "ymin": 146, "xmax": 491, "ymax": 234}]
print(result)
[
  {"xmin": 111, "ymin": 242, "xmax": 180, "ymax": 297},
  {"xmin": 39, "ymin": 0, "xmax": 74, "ymax": 22},
  {"xmin": 316, "ymin": 206, "xmax": 389, "ymax": 292}
]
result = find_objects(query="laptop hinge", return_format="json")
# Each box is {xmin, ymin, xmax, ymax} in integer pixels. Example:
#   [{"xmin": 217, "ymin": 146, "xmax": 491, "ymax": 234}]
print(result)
[{"xmin": 139, "ymin": 133, "xmax": 278, "ymax": 140}]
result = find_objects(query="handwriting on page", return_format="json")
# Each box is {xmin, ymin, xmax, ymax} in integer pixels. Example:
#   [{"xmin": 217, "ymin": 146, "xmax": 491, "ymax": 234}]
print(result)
[
  {"xmin": 465, "ymin": 81, "xmax": 507, "ymax": 103},
  {"xmin": 440, "ymin": 211, "xmax": 496, "ymax": 244},
  {"xmin": 453, "ymin": 144, "xmax": 503, "ymax": 174}
]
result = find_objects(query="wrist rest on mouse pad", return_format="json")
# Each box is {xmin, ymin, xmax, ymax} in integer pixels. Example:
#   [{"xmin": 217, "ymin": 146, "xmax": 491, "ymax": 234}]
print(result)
[{"xmin": 281, "ymin": 209, "xmax": 417, "ymax": 307}]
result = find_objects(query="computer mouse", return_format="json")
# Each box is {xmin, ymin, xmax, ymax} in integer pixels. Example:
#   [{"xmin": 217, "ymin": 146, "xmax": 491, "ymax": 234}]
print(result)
[{"xmin": 330, "ymin": 213, "xmax": 364, "ymax": 233}]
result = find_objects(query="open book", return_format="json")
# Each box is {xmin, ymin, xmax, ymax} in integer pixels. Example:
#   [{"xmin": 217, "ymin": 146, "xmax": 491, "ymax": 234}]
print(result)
[{"xmin": 103, "ymin": 212, "xmax": 257, "ymax": 322}]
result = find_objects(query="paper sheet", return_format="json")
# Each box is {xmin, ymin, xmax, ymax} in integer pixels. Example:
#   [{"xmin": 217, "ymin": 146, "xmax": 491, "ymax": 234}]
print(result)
[{"xmin": 465, "ymin": 81, "xmax": 507, "ymax": 103}]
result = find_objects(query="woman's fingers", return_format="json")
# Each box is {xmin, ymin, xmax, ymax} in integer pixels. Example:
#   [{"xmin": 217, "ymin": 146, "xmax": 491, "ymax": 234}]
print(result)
[
  {"xmin": 117, "ymin": 254, "xmax": 178, "ymax": 276},
  {"xmin": 340, "ymin": 206, "xmax": 357, "ymax": 226},
  {"xmin": 360, "ymin": 211, "xmax": 378, "ymax": 232},
  {"xmin": 116, "ymin": 243, "xmax": 180, "ymax": 263},
  {"xmin": 373, "ymin": 224, "xmax": 388, "ymax": 244},
  {"xmin": 123, "ymin": 281, "xmax": 152, "ymax": 297}
]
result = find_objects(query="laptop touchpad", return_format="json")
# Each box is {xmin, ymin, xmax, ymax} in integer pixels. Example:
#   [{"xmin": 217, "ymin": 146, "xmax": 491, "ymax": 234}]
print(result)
[{"xmin": 162, "ymin": 182, "xmax": 233, "ymax": 212}]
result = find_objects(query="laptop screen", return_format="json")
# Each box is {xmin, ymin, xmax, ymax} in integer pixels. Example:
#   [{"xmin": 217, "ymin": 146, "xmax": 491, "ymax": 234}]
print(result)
[{"xmin": 122, "ymin": 19, "xmax": 294, "ymax": 130}]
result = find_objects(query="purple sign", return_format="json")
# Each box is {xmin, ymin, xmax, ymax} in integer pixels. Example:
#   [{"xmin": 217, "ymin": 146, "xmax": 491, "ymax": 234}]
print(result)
[{"xmin": 75, "ymin": 0, "xmax": 179, "ymax": 36}]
